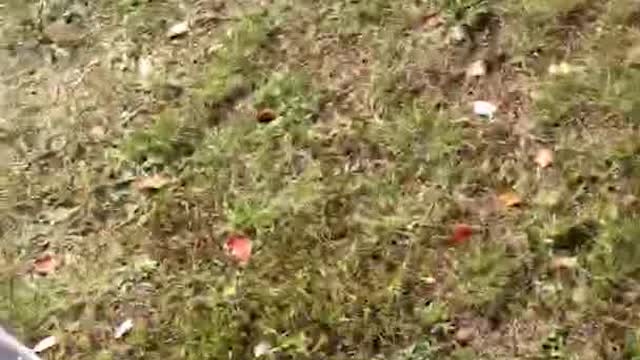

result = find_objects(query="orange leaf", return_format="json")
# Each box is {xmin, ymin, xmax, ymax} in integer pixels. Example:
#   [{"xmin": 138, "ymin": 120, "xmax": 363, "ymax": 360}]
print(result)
[
  {"xmin": 133, "ymin": 174, "xmax": 171, "ymax": 191},
  {"xmin": 33, "ymin": 253, "xmax": 57, "ymax": 275},
  {"xmin": 498, "ymin": 191, "xmax": 522, "ymax": 208},
  {"xmin": 535, "ymin": 148, "xmax": 553, "ymax": 168},
  {"xmin": 451, "ymin": 223, "xmax": 473, "ymax": 245},
  {"xmin": 225, "ymin": 235, "xmax": 252, "ymax": 266}
]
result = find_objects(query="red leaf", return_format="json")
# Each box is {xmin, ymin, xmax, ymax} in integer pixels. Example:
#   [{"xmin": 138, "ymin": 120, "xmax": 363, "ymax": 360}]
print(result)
[
  {"xmin": 451, "ymin": 224, "xmax": 473, "ymax": 245},
  {"xmin": 33, "ymin": 253, "xmax": 58, "ymax": 275},
  {"xmin": 224, "ymin": 235, "xmax": 252, "ymax": 266}
]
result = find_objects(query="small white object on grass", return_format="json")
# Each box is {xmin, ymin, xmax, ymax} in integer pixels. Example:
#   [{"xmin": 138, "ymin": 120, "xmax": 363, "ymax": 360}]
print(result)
[
  {"xmin": 448, "ymin": 25, "xmax": 467, "ymax": 43},
  {"xmin": 138, "ymin": 56, "xmax": 154, "ymax": 86},
  {"xmin": 32, "ymin": 335, "xmax": 57, "ymax": 353},
  {"xmin": 548, "ymin": 62, "xmax": 576, "ymax": 75},
  {"xmin": 472, "ymin": 101, "xmax": 497, "ymax": 119},
  {"xmin": 114, "ymin": 319, "xmax": 134, "ymax": 339},
  {"xmin": 167, "ymin": 21, "xmax": 190, "ymax": 38},
  {"xmin": 466, "ymin": 60, "xmax": 487, "ymax": 78},
  {"xmin": 254, "ymin": 341, "xmax": 272, "ymax": 357}
]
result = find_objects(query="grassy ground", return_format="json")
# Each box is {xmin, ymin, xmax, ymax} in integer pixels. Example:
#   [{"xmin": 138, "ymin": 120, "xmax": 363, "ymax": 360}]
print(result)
[{"xmin": 2, "ymin": 0, "xmax": 640, "ymax": 359}]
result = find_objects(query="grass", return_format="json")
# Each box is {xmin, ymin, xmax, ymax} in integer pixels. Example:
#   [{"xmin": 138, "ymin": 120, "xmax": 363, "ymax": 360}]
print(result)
[{"xmin": 2, "ymin": 0, "xmax": 640, "ymax": 359}]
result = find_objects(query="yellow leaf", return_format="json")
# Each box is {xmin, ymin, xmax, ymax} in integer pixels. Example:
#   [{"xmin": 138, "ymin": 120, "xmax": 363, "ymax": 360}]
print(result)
[
  {"xmin": 498, "ymin": 191, "xmax": 522, "ymax": 208},
  {"xmin": 133, "ymin": 174, "xmax": 171, "ymax": 191}
]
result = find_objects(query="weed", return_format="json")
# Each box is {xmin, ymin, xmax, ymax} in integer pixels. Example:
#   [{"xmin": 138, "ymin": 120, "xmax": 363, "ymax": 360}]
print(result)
[
  {"xmin": 5, "ymin": 0, "xmax": 640, "ymax": 359},
  {"xmin": 198, "ymin": 14, "xmax": 275, "ymax": 109},
  {"xmin": 121, "ymin": 109, "xmax": 199, "ymax": 167}
]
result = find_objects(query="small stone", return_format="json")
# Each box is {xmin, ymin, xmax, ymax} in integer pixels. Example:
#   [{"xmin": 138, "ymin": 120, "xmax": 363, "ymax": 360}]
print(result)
[
  {"xmin": 167, "ymin": 21, "xmax": 190, "ymax": 38},
  {"xmin": 43, "ymin": 21, "xmax": 85, "ymax": 46},
  {"xmin": 454, "ymin": 327, "xmax": 475, "ymax": 345},
  {"xmin": 466, "ymin": 60, "xmax": 487, "ymax": 78}
]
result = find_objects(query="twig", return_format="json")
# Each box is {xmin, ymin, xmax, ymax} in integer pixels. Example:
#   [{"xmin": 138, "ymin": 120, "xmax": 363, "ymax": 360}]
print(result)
[{"xmin": 36, "ymin": 0, "xmax": 47, "ymax": 33}]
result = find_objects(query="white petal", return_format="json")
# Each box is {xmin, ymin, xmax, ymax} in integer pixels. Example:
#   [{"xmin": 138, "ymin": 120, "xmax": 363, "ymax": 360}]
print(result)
[
  {"xmin": 114, "ymin": 319, "xmax": 134, "ymax": 339},
  {"xmin": 473, "ymin": 101, "xmax": 497, "ymax": 118}
]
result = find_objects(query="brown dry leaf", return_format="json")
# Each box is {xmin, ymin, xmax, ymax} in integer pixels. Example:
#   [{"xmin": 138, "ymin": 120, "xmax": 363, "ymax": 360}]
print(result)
[
  {"xmin": 256, "ymin": 108, "xmax": 277, "ymax": 123},
  {"xmin": 498, "ymin": 191, "xmax": 523, "ymax": 208},
  {"xmin": 133, "ymin": 174, "xmax": 172, "ymax": 191},
  {"xmin": 33, "ymin": 254, "xmax": 57, "ymax": 275},
  {"xmin": 535, "ymin": 148, "xmax": 554, "ymax": 168}
]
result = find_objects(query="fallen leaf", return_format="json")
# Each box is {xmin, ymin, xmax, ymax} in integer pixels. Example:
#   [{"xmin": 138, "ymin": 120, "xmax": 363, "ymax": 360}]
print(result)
[
  {"xmin": 167, "ymin": 21, "xmax": 190, "ymax": 38},
  {"xmin": 32, "ymin": 336, "xmax": 57, "ymax": 353},
  {"xmin": 114, "ymin": 319, "xmax": 134, "ymax": 339},
  {"xmin": 225, "ymin": 235, "xmax": 252, "ymax": 266},
  {"xmin": 133, "ymin": 174, "xmax": 171, "ymax": 191},
  {"xmin": 535, "ymin": 148, "xmax": 554, "ymax": 168},
  {"xmin": 472, "ymin": 100, "xmax": 497, "ymax": 119},
  {"xmin": 256, "ymin": 108, "xmax": 277, "ymax": 123},
  {"xmin": 33, "ymin": 254, "xmax": 57, "ymax": 275},
  {"xmin": 550, "ymin": 256, "xmax": 578, "ymax": 270},
  {"xmin": 418, "ymin": 13, "xmax": 445, "ymax": 30},
  {"xmin": 451, "ymin": 224, "xmax": 473, "ymax": 245},
  {"xmin": 498, "ymin": 191, "xmax": 523, "ymax": 208}
]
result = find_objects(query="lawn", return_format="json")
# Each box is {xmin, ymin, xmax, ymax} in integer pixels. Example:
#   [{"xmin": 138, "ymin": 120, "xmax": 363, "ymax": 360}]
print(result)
[{"xmin": 1, "ymin": 0, "xmax": 640, "ymax": 359}]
